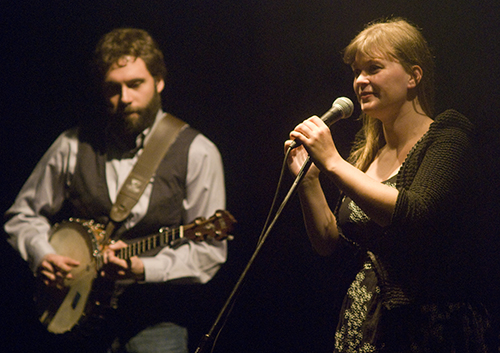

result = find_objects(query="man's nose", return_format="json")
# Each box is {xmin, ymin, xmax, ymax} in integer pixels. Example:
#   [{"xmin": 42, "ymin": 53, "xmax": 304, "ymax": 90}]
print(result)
[{"xmin": 120, "ymin": 86, "xmax": 133, "ymax": 104}]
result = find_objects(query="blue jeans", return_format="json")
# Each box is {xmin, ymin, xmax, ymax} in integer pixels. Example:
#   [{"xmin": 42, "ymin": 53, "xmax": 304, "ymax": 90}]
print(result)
[{"xmin": 121, "ymin": 322, "xmax": 188, "ymax": 353}]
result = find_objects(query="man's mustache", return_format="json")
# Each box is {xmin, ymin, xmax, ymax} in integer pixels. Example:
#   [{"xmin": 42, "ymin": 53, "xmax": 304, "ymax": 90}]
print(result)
[{"xmin": 113, "ymin": 105, "xmax": 142, "ymax": 117}]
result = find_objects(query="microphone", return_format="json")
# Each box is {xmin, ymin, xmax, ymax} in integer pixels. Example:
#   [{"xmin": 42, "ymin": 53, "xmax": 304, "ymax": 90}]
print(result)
[{"xmin": 289, "ymin": 97, "xmax": 354, "ymax": 149}]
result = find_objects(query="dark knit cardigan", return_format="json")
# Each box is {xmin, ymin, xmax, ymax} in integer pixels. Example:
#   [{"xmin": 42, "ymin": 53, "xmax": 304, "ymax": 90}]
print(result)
[{"xmin": 343, "ymin": 110, "xmax": 481, "ymax": 310}]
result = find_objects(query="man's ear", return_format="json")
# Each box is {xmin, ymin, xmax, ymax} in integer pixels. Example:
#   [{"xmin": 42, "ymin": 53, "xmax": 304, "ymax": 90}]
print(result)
[
  {"xmin": 155, "ymin": 77, "xmax": 165, "ymax": 93},
  {"xmin": 408, "ymin": 65, "xmax": 423, "ymax": 88}
]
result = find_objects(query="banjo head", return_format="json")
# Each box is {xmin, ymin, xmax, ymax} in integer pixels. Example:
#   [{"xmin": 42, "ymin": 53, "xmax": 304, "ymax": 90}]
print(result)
[{"xmin": 39, "ymin": 219, "xmax": 104, "ymax": 333}]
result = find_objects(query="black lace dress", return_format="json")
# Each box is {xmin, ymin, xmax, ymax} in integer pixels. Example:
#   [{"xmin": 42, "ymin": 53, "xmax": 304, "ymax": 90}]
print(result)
[{"xmin": 333, "ymin": 175, "xmax": 492, "ymax": 353}]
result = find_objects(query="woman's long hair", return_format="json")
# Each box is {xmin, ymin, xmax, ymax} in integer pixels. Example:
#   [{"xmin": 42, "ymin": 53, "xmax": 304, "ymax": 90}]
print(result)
[{"xmin": 343, "ymin": 18, "xmax": 435, "ymax": 171}]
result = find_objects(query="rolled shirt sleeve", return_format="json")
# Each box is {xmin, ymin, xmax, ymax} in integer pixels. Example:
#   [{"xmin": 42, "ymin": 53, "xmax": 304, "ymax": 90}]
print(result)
[{"xmin": 4, "ymin": 129, "xmax": 78, "ymax": 271}]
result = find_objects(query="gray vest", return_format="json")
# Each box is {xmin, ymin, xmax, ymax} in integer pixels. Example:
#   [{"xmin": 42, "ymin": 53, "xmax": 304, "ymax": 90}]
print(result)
[{"xmin": 57, "ymin": 126, "xmax": 199, "ymax": 240}]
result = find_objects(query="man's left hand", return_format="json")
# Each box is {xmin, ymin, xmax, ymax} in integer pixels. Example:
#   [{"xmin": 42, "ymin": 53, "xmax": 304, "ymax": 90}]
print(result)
[{"xmin": 101, "ymin": 240, "xmax": 145, "ymax": 281}]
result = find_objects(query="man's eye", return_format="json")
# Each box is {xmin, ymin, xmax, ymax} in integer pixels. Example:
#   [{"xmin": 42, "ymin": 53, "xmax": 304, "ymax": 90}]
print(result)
[{"xmin": 128, "ymin": 80, "xmax": 142, "ymax": 88}]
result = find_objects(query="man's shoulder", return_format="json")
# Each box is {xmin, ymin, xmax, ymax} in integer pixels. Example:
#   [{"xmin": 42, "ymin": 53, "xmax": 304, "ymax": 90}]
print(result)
[
  {"xmin": 189, "ymin": 132, "xmax": 220, "ymax": 156},
  {"xmin": 62, "ymin": 127, "xmax": 80, "ymax": 139},
  {"xmin": 46, "ymin": 127, "xmax": 79, "ymax": 152}
]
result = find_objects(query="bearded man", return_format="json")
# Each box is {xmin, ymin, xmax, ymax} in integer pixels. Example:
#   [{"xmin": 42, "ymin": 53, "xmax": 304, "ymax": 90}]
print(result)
[{"xmin": 4, "ymin": 28, "xmax": 227, "ymax": 353}]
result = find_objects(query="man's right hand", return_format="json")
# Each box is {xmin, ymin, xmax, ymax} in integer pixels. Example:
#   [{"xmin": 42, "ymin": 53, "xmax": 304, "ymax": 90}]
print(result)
[{"xmin": 38, "ymin": 253, "xmax": 80, "ymax": 289}]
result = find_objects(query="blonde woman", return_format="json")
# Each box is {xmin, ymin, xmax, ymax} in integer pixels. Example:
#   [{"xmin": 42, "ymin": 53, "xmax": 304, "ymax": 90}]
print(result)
[{"xmin": 286, "ymin": 18, "xmax": 491, "ymax": 352}]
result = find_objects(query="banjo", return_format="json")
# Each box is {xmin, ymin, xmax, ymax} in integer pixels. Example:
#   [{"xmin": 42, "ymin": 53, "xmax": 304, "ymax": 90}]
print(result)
[{"xmin": 37, "ymin": 209, "xmax": 236, "ymax": 334}]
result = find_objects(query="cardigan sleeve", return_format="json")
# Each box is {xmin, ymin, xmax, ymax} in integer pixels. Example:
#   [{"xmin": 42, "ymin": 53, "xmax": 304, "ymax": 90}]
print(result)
[
  {"xmin": 375, "ymin": 111, "xmax": 479, "ymax": 306},
  {"xmin": 390, "ymin": 110, "xmax": 475, "ymax": 233}
]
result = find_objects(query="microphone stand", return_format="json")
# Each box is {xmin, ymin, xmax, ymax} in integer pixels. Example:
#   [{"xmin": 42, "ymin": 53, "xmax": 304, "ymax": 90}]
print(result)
[{"xmin": 195, "ymin": 155, "xmax": 313, "ymax": 353}]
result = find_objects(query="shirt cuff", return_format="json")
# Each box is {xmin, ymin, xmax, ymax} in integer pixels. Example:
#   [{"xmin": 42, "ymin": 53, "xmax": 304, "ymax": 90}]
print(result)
[
  {"xmin": 141, "ymin": 256, "xmax": 172, "ymax": 282},
  {"xmin": 30, "ymin": 237, "xmax": 57, "ymax": 272}
]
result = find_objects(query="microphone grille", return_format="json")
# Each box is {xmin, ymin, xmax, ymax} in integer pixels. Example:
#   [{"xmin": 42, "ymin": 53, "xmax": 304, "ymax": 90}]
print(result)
[{"xmin": 333, "ymin": 97, "xmax": 354, "ymax": 118}]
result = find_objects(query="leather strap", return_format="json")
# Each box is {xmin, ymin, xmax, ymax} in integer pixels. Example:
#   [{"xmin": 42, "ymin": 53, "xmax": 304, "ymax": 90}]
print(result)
[{"xmin": 104, "ymin": 113, "xmax": 187, "ymax": 240}]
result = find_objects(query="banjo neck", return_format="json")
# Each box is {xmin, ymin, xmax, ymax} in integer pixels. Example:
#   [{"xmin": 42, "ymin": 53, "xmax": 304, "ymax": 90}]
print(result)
[
  {"xmin": 108, "ymin": 209, "xmax": 235, "ymax": 261},
  {"xmin": 115, "ymin": 225, "xmax": 186, "ymax": 260}
]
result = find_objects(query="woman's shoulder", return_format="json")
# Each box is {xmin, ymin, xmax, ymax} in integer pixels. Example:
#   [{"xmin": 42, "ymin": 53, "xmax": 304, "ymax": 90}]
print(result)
[{"xmin": 431, "ymin": 109, "xmax": 474, "ymax": 133}]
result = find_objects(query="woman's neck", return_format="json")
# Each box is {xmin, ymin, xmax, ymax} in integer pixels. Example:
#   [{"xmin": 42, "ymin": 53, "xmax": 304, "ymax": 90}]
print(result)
[
  {"xmin": 382, "ymin": 102, "xmax": 432, "ymax": 151},
  {"xmin": 366, "ymin": 103, "xmax": 432, "ymax": 181}
]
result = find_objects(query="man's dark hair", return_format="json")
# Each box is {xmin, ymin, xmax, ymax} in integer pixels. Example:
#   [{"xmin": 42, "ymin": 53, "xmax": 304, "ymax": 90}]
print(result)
[{"xmin": 93, "ymin": 28, "xmax": 167, "ymax": 82}]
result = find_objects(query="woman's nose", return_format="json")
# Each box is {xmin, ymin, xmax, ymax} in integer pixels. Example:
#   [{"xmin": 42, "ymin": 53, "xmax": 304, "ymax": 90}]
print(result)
[{"xmin": 355, "ymin": 72, "xmax": 369, "ymax": 85}]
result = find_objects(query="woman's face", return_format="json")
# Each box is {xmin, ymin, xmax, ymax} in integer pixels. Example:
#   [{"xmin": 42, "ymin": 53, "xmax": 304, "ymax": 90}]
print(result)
[{"xmin": 351, "ymin": 50, "xmax": 413, "ymax": 121}]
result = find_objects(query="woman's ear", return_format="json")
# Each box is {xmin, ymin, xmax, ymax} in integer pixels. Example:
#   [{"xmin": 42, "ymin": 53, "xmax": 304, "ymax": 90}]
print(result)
[{"xmin": 408, "ymin": 65, "xmax": 423, "ymax": 88}]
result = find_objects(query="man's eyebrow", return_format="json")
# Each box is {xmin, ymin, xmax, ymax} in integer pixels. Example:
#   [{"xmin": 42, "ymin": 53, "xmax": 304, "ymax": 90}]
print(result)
[
  {"xmin": 125, "ymin": 78, "xmax": 146, "ymax": 85},
  {"xmin": 103, "ymin": 78, "xmax": 145, "ymax": 86}
]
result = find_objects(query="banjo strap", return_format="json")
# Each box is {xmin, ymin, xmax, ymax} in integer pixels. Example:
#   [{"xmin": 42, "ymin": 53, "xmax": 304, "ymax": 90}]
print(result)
[{"xmin": 103, "ymin": 113, "xmax": 187, "ymax": 243}]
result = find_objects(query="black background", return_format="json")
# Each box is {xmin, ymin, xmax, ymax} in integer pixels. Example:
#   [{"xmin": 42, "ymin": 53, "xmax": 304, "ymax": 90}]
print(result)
[{"xmin": 1, "ymin": 1, "xmax": 500, "ymax": 352}]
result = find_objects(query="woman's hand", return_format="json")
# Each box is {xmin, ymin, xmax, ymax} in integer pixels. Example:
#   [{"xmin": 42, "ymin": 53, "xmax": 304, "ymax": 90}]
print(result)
[
  {"xmin": 284, "ymin": 139, "xmax": 321, "ymax": 181},
  {"xmin": 289, "ymin": 116, "xmax": 342, "ymax": 172},
  {"xmin": 285, "ymin": 116, "xmax": 344, "ymax": 256},
  {"xmin": 286, "ymin": 115, "xmax": 341, "ymax": 177}
]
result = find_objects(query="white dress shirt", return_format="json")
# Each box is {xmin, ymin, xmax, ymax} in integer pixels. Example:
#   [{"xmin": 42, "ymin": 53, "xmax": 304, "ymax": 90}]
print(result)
[{"xmin": 4, "ymin": 109, "xmax": 227, "ymax": 284}]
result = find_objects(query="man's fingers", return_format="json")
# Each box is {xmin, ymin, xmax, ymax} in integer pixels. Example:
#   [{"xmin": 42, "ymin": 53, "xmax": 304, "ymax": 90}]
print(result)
[
  {"xmin": 39, "ymin": 255, "xmax": 80, "ymax": 287},
  {"xmin": 57, "ymin": 262, "xmax": 78, "ymax": 273},
  {"xmin": 108, "ymin": 256, "xmax": 128, "ymax": 269},
  {"xmin": 43, "ymin": 254, "xmax": 80, "ymax": 273},
  {"xmin": 40, "ymin": 269, "xmax": 56, "ymax": 281},
  {"xmin": 66, "ymin": 258, "xmax": 81, "ymax": 266}
]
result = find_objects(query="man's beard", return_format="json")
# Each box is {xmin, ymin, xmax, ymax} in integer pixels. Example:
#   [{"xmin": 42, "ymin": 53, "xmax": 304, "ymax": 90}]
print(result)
[{"xmin": 109, "ymin": 92, "xmax": 162, "ymax": 139}]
